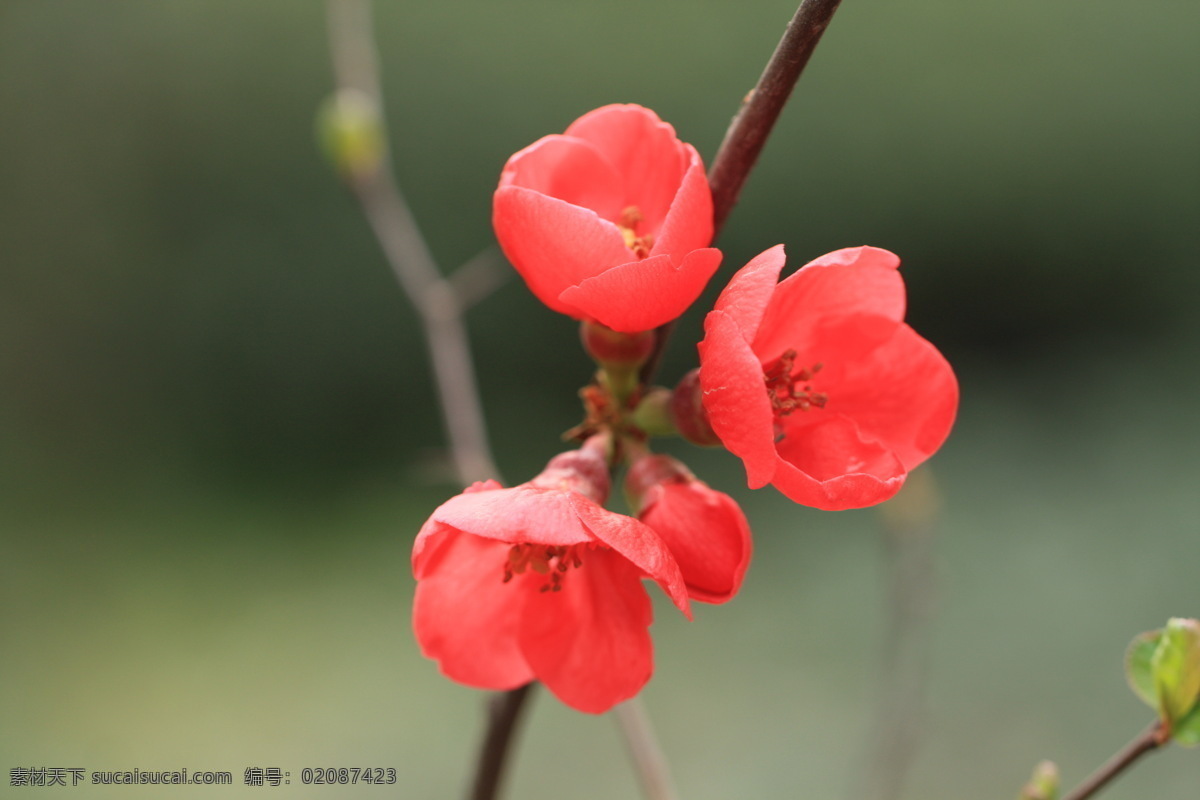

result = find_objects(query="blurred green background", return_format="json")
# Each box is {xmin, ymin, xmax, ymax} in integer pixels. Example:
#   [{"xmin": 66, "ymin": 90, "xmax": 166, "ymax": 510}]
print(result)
[{"xmin": 2, "ymin": 0, "xmax": 1198, "ymax": 797}]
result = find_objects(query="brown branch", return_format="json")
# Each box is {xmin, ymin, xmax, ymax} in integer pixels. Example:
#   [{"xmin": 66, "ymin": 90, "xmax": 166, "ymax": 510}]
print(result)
[
  {"xmin": 469, "ymin": 683, "xmax": 537, "ymax": 800},
  {"xmin": 1060, "ymin": 721, "xmax": 1166, "ymax": 800},
  {"xmin": 708, "ymin": 0, "xmax": 844, "ymax": 233},
  {"xmin": 640, "ymin": 0, "xmax": 845, "ymax": 385}
]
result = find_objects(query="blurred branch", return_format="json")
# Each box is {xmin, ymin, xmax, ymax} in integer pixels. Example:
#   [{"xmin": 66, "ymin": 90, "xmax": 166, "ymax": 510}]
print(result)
[
  {"xmin": 1061, "ymin": 721, "xmax": 1166, "ymax": 800},
  {"xmin": 640, "ymin": 0, "xmax": 844, "ymax": 385},
  {"xmin": 615, "ymin": 699, "xmax": 680, "ymax": 800},
  {"xmin": 469, "ymin": 683, "xmax": 537, "ymax": 800},
  {"xmin": 858, "ymin": 468, "xmax": 940, "ymax": 800},
  {"xmin": 450, "ymin": 248, "xmax": 510, "ymax": 310},
  {"xmin": 325, "ymin": 4, "xmax": 528, "ymax": 800},
  {"xmin": 325, "ymin": 0, "xmax": 499, "ymax": 486}
]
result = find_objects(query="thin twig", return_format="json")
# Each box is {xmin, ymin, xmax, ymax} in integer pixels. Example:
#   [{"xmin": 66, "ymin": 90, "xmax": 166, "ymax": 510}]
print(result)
[
  {"xmin": 469, "ymin": 684, "xmax": 537, "ymax": 800},
  {"xmin": 859, "ymin": 469, "xmax": 940, "ymax": 800},
  {"xmin": 1060, "ymin": 721, "xmax": 1166, "ymax": 800},
  {"xmin": 450, "ymin": 248, "xmax": 510, "ymax": 310},
  {"xmin": 640, "ymin": 0, "xmax": 845, "ymax": 385},
  {"xmin": 615, "ymin": 699, "xmax": 680, "ymax": 800},
  {"xmin": 326, "ymin": 0, "xmax": 499, "ymax": 486}
]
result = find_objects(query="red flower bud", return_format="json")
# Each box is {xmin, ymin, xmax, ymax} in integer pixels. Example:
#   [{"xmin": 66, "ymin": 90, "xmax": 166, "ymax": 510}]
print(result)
[
  {"xmin": 580, "ymin": 320, "xmax": 656, "ymax": 370},
  {"xmin": 669, "ymin": 367, "xmax": 721, "ymax": 447},
  {"xmin": 626, "ymin": 454, "xmax": 752, "ymax": 604},
  {"xmin": 493, "ymin": 104, "xmax": 722, "ymax": 333}
]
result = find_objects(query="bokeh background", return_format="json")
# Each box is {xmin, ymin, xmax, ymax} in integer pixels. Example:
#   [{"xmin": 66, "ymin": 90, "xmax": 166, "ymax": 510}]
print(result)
[{"xmin": 2, "ymin": 0, "xmax": 1197, "ymax": 797}]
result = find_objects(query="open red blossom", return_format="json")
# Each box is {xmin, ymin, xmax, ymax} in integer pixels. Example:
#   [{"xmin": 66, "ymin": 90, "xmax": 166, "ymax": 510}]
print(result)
[
  {"xmin": 493, "ymin": 104, "xmax": 722, "ymax": 333},
  {"xmin": 411, "ymin": 445, "xmax": 691, "ymax": 714},
  {"xmin": 698, "ymin": 245, "xmax": 958, "ymax": 511},
  {"xmin": 625, "ymin": 454, "xmax": 752, "ymax": 604}
]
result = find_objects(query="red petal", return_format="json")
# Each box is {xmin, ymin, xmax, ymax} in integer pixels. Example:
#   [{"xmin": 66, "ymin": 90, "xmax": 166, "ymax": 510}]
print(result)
[
  {"xmin": 569, "ymin": 495, "xmax": 691, "ymax": 618},
  {"xmin": 651, "ymin": 147, "xmax": 714, "ymax": 261},
  {"xmin": 821, "ymin": 322, "xmax": 958, "ymax": 469},
  {"xmin": 559, "ymin": 248, "xmax": 722, "ymax": 333},
  {"xmin": 698, "ymin": 309, "xmax": 777, "ymax": 488},
  {"xmin": 564, "ymin": 104, "xmax": 688, "ymax": 233},
  {"xmin": 412, "ymin": 530, "xmax": 534, "ymax": 689},
  {"xmin": 807, "ymin": 245, "xmax": 901, "ymax": 272},
  {"xmin": 640, "ymin": 481, "xmax": 752, "ymax": 604},
  {"xmin": 498, "ymin": 134, "xmax": 624, "ymax": 221},
  {"xmin": 752, "ymin": 246, "xmax": 906, "ymax": 363},
  {"xmin": 412, "ymin": 480, "xmax": 502, "ymax": 576},
  {"xmin": 516, "ymin": 549, "xmax": 655, "ymax": 713},
  {"xmin": 426, "ymin": 485, "xmax": 594, "ymax": 547},
  {"xmin": 493, "ymin": 186, "xmax": 631, "ymax": 317},
  {"xmin": 770, "ymin": 413, "xmax": 906, "ymax": 510},
  {"xmin": 710, "ymin": 245, "xmax": 787, "ymax": 341}
]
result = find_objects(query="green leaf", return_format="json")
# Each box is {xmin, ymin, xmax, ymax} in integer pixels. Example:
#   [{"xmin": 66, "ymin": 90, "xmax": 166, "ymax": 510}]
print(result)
[
  {"xmin": 1174, "ymin": 703, "xmax": 1200, "ymax": 747},
  {"xmin": 1126, "ymin": 629, "xmax": 1162, "ymax": 709},
  {"xmin": 1151, "ymin": 618, "xmax": 1200, "ymax": 725}
]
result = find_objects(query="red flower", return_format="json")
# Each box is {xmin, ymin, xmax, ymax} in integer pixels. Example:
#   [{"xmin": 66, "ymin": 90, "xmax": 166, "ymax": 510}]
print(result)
[
  {"xmin": 698, "ymin": 245, "xmax": 958, "ymax": 510},
  {"xmin": 625, "ymin": 454, "xmax": 752, "ymax": 604},
  {"xmin": 411, "ymin": 445, "xmax": 691, "ymax": 714},
  {"xmin": 493, "ymin": 104, "xmax": 722, "ymax": 333}
]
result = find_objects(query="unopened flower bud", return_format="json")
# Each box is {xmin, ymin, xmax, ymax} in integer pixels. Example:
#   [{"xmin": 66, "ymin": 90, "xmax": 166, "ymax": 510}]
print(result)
[
  {"xmin": 536, "ymin": 439, "xmax": 612, "ymax": 505},
  {"xmin": 580, "ymin": 320, "xmax": 656, "ymax": 370},
  {"xmin": 625, "ymin": 453, "xmax": 751, "ymax": 604},
  {"xmin": 317, "ymin": 89, "xmax": 384, "ymax": 182},
  {"xmin": 670, "ymin": 368, "xmax": 720, "ymax": 446},
  {"xmin": 1016, "ymin": 760, "xmax": 1059, "ymax": 800}
]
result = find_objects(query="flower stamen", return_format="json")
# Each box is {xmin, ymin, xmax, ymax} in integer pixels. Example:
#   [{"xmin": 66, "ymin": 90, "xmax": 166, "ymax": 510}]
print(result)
[
  {"xmin": 764, "ymin": 348, "xmax": 828, "ymax": 417},
  {"xmin": 503, "ymin": 543, "xmax": 588, "ymax": 592},
  {"xmin": 618, "ymin": 205, "xmax": 654, "ymax": 259}
]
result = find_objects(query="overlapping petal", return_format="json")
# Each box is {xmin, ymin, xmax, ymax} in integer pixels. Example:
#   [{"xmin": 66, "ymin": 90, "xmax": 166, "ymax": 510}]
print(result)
[
  {"xmin": 697, "ymin": 309, "xmax": 778, "ymax": 489},
  {"xmin": 493, "ymin": 104, "xmax": 718, "ymax": 332},
  {"xmin": 560, "ymin": 248, "xmax": 722, "ymax": 333},
  {"xmin": 698, "ymin": 245, "xmax": 958, "ymax": 510}
]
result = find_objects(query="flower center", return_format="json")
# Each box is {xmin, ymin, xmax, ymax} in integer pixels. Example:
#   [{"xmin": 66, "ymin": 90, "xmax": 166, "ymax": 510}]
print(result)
[
  {"xmin": 502, "ymin": 543, "xmax": 587, "ymax": 593},
  {"xmin": 618, "ymin": 205, "xmax": 654, "ymax": 259},
  {"xmin": 763, "ymin": 348, "xmax": 827, "ymax": 417}
]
